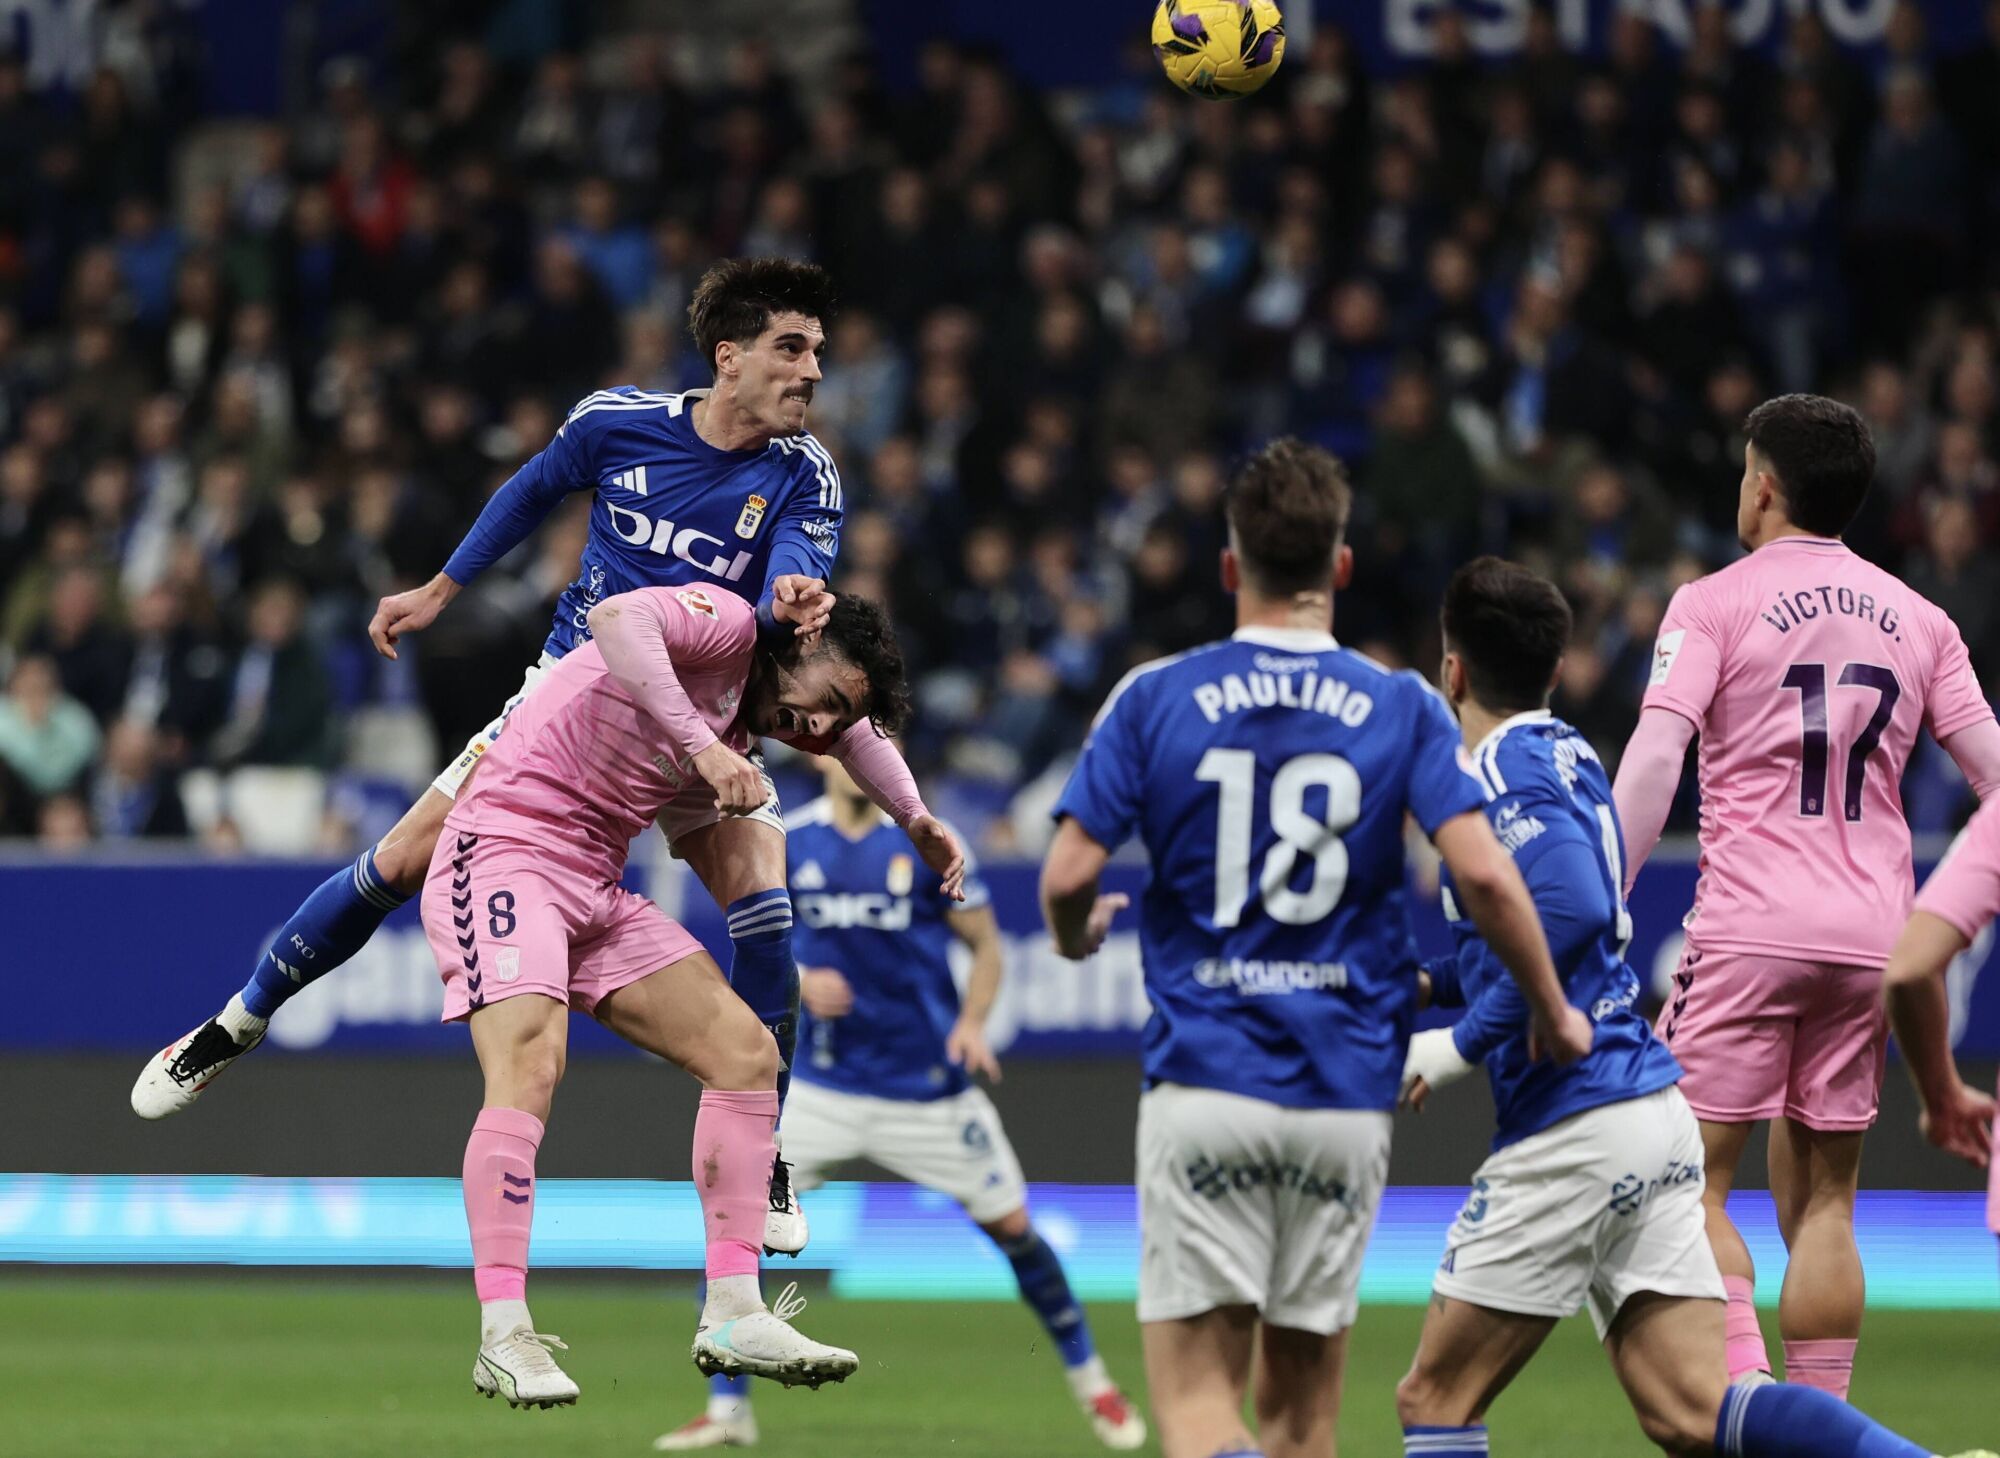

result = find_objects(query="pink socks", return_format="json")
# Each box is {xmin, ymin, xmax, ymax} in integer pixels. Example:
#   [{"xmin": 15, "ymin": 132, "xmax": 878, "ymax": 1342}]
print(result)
[
  {"xmin": 464, "ymin": 1106, "xmax": 544, "ymax": 1302},
  {"xmin": 1723, "ymin": 1275, "xmax": 1771, "ymax": 1380},
  {"xmin": 695, "ymin": 1089, "xmax": 779, "ymax": 1280},
  {"xmin": 1783, "ymin": 1339, "xmax": 1857, "ymax": 1400}
]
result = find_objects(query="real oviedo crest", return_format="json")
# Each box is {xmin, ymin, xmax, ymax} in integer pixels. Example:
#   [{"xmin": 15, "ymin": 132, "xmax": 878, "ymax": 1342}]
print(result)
[{"xmin": 735, "ymin": 493, "xmax": 768, "ymax": 539}]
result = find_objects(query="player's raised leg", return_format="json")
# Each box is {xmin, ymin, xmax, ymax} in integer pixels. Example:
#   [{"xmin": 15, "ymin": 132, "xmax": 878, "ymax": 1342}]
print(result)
[
  {"xmin": 1604, "ymin": 1290, "xmax": 1968, "ymax": 1458},
  {"xmin": 978, "ymin": 1206, "xmax": 1146, "ymax": 1450},
  {"xmin": 463, "ymin": 990, "xmax": 579, "ymax": 1409},
  {"xmin": 1768, "ymin": 1120, "xmax": 1866, "ymax": 1397},
  {"xmin": 593, "ymin": 946, "xmax": 857, "ymax": 1388},
  {"xmin": 131, "ymin": 723, "xmax": 482, "ymax": 1118},
  {"xmin": 672, "ymin": 813, "xmax": 809, "ymax": 1256}
]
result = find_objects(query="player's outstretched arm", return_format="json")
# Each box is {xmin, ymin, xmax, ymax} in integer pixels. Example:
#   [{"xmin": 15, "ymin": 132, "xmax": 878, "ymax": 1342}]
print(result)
[
  {"xmin": 369, "ymin": 571, "xmax": 462, "ymax": 660},
  {"xmin": 1610, "ymin": 706, "xmax": 1697, "ymax": 891},
  {"xmin": 1884, "ymin": 911, "xmax": 1996, "ymax": 1167},
  {"xmin": 823, "ymin": 722, "xmax": 966, "ymax": 899},
  {"xmin": 1041, "ymin": 818, "xmax": 1128, "ymax": 961},
  {"xmin": 945, "ymin": 904, "xmax": 1005, "ymax": 1082},
  {"xmin": 1431, "ymin": 811, "xmax": 1592, "ymax": 1064}
]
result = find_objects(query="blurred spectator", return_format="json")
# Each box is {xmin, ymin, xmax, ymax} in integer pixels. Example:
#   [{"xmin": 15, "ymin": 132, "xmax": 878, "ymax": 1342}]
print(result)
[
  {"xmin": 90, "ymin": 718, "xmax": 190, "ymax": 838},
  {"xmin": 0, "ymin": 656, "xmax": 101, "ymax": 797},
  {"xmin": 210, "ymin": 580, "xmax": 335, "ymax": 768}
]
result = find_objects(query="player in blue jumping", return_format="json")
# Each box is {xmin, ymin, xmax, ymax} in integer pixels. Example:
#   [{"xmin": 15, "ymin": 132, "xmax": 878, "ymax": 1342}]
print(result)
[
  {"xmin": 1394, "ymin": 556, "xmax": 1991, "ymax": 1458},
  {"xmin": 654, "ymin": 753, "xmax": 1146, "ymax": 1452},
  {"xmin": 132, "ymin": 258, "xmax": 964, "ymax": 1256},
  {"xmin": 1038, "ymin": 439, "xmax": 1593, "ymax": 1458}
]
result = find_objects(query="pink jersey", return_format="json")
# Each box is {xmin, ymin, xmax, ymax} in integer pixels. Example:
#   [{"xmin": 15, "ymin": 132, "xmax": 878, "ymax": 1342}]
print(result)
[
  {"xmin": 1644, "ymin": 535, "xmax": 1993, "ymax": 966},
  {"xmin": 446, "ymin": 585, "xmax": 756, "ymax": 884}
]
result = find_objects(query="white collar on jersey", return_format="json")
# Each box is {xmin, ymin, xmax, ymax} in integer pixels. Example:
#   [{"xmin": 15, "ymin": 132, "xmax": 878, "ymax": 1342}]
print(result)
[
  {"xmin": 1471, "ymin": 708, "xmax": 1553, "ymax": 766},
  {"xmin": 1232, "ymin": 626, "xmax": 1340, "ymax": 652}
]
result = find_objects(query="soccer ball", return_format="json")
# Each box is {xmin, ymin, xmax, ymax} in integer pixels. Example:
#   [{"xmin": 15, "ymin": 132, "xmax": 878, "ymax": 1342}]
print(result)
[{"xmin": 1152, "ymin": 0, "xmax": 1286, "ymax": 101}]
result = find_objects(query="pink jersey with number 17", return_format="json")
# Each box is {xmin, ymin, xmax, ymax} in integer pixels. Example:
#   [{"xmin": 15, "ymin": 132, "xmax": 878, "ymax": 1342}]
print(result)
[{"xmin": 1643, "ymin": 534, "xmax": 1993, "ymax": 967}]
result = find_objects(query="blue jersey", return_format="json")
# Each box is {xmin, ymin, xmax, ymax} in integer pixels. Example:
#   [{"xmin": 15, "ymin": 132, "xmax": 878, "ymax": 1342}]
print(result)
[
  {"xmin": 1428, "ymin": 711, "xmax": 1683, "ymax": 1149},
  {"xmin": 789, "ymin": 799, "xmax": 993, "ymax": 1103},
  {"xmin": 1053, "ymin": 627, "xmax": 1488, "ymax": 1111},
  {"xmin": 442, "ymin": 388, "xmax": 843, "ymax": 658}
]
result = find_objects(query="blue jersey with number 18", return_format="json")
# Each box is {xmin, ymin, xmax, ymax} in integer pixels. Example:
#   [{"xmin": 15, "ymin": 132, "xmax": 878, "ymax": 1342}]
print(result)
[{"xmin": 1053, "ymin": 627, "xmax": 1487, "ymax": 1111}]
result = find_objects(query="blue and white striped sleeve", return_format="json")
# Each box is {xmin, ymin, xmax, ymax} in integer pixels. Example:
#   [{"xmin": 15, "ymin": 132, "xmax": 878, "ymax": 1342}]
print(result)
[{"xmin": 442, "ymin": 393, "xmax": 606, "ymax": 584}]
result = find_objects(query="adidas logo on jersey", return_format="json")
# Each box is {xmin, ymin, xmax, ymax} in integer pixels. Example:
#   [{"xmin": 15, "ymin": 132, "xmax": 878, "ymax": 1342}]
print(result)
[
  {"xmin": 794, "ymin": 860, "xmax": 826, "ymax": 890},
  {"xmin": 608, "ymin": 465, "xmax": 649, "ymax": 496}
]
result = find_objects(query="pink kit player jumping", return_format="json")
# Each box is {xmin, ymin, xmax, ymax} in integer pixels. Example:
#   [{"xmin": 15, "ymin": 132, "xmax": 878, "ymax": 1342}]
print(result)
[
  {"xmin": 1883, "ymin": 800, "xmax": 2000, "ymax": 1248},
  {"xmin": 1614, "ymin": 394, "xmax": 2000, "ymax": 1397},
  {"xmin": 427, "ymin": 584, "xmax": 917, "ymax": 1408}
]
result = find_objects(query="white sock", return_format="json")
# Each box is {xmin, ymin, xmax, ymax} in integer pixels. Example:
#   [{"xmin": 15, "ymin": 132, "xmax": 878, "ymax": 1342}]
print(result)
[
  {"xmin": 702, "ymin": 1274, "xmax": 762, "ymax": 1324},
  {"xmin": 481, "ymin": 1297, "xmax": 532, "ymax": 1346},
  {"xmin": 1065, "ymin": 1353, "xmax": 1112, "ymax": 1403},
  {"xmin": 218, "ymin": 993, "xmax": 267, "ymax": 1042},
  {"xmin": 707, "ymin": 1392, "xmax": 751, "ymax": 1422}
]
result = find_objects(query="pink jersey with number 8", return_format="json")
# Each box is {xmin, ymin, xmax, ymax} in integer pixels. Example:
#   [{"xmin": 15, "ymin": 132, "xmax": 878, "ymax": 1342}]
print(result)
[{"xmin": 1643, "ymin": 535, "xmax": 1993, "ymax": 967}]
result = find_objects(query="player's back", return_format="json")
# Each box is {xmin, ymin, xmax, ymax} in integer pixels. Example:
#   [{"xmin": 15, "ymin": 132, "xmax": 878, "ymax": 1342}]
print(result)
[
  {"xmin": 546, "ymin": 388, "xmax": 842, "ymax": 656},
  {"xmin": 789, "ymin": 799, "xmax": 981, "ymax": 1101},
  {"xmin": 1444, "ymin": 714, "xmax": 1681, "ymax": 1147},
  {"xmin": 1054, "ymin": 627, "xmax": 1485, "ymax": 1111},
  {"xmin": 1646, "ymin": 536, "xmax": 1993, "ymax": 966}
]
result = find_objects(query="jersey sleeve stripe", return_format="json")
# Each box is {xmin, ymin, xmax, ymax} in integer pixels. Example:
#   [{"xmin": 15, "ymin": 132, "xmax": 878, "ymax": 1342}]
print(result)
[{"xmin": 801, "ymin": 436, "xmax": 843, "ymax": 511}]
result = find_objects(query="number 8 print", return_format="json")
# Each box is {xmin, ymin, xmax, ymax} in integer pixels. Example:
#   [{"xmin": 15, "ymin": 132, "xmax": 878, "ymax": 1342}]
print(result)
[{"xmin": 487, "ymin": 889, "xmax": 517, "ymax": 939}]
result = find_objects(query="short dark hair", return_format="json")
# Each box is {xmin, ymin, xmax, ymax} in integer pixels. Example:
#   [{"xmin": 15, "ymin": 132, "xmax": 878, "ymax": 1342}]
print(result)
[
  {"xmin": 1441, "ymin": 556, "xmax": 1573, "ymax": 714},
  {"xmin": 1222, "ymin": 437, "xmax": 1352, "ymax": 595},
  {"xmin": 816, "ymin": 595, "xmax": 911, "ymax": 737},
  {"xmin": 1743, "ymin": 393, "xmax": 1876, "ymax": 538},
  {"xmin": 687, "ymin": 258, "xmax": 836, "ymax": 376}
]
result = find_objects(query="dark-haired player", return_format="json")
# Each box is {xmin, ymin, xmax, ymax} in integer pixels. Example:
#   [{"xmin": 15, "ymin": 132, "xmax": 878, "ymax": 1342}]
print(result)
[
  {"xmin": 433, "ymin": 587, "xmax": 907, "ymax": 1405},
  {"xmin": 1040, "ymin": 439, "xmax": 1591, "ymax": 1458},
  {"xmin": 1614, "ymin": 394, "xmax": 2000, "ymax": 1396},
  {"xmin": 135, "ymin": 259, "xmax": 963, "ymax": 1256},
  {"xmin": 1397, "ymin": 556, "xmax": 1993, "ymax": 1458}
]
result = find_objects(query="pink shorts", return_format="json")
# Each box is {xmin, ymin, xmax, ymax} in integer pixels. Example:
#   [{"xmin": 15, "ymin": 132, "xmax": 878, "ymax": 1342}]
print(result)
[
  {"xmin": 422, "ymin": 828, "xmax": 704, "ymax": 1021},
  {"xmin": 1656, "ymin": 943, "xmax": 1887, "ymax": 1132}
]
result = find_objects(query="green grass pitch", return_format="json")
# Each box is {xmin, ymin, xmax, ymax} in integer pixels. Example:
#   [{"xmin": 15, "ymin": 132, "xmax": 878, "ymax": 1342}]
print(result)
[{"xmin": 4, "ymin": 1275, "xmax": 1993, "ymax": 1457}]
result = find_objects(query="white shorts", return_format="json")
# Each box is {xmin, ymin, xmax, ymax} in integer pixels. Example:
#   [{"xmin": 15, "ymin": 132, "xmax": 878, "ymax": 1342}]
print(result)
[
  {"xmin": 1431, "ymin": 1085, "xmax": 1725, "ymax": 1339},
  {"xmin": 779, "ymin": 1079, "xmax": 1027, "ymax": 1224},
  {"xmin": 431, "ymin": 653, "xmax": 785, "ymax": 846},
  {"xmin": 1136, "ymin": 1082, "xmax": 1391, "ymax": 1334}
]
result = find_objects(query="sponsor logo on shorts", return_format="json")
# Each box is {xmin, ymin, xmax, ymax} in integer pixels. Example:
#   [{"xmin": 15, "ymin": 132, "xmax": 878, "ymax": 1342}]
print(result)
[
  {"xmin": 962, "ymin": 1120, "xmax": 992, "ymax": 1153},
  {"xmin": 496, "ymin": 947, "xmax": 522, "ymax": 984},
  {"xmin": 1458, "ymin": 1176, "xmax": 1491, "ymax": 1225},
  {"xmin": 1184, "ymin": 1154, "xmax": 1360, "ymax": 1208},
  {"xmin": 1608, "ymin": 1158, "xmax": 1701, "ymax": 1217},
  {"xmin": 1192, "ymin": 958, "xmax": 1348, "ymax": 995}
]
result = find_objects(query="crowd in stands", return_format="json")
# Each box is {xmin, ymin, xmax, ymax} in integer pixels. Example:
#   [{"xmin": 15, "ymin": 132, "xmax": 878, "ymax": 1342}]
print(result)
[{"xmin": 2, "ymin": 2, "xmax": 1998, "ymax": 852}]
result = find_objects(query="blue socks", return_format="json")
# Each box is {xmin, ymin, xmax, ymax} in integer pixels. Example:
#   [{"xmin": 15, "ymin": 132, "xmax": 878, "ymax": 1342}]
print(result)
[
  {"xmin": 725, "ymin": 890, "xmax": 799, "ymax": 1106},
  {"xmin": 1405, "ymin": 1426, "xmax": 1489, "ymax": 1456},
  {"xmin": 1715, "ymin": 1382, "xmax": 1931, "ymax": 1458},
  {"xmin": 993, "ymin": 1228, "xmax": 1095, "ymax": 1367},
  {"xmin": 707, "ymin": 1372, "xmax": 751, "ymax": 1400},
  {"xmin": 239, "ymin": 849, "xmax": 410, "ymax": 1018}
]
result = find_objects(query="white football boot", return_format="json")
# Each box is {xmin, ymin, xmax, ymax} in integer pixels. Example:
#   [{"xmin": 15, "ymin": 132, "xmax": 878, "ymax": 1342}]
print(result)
[
  {"xmin": 691, "ymin": 1283, "xmax": 856, "ymax": 1389},
  {"xmin": 473, "ymin": 1327, "xmax": 579, "ymax": 1409},
  {"xmin": 652, "ymin": 1409, "xmax": 760, "ymax": 1449},
  {"xmin": 1082, "ymin": 1387, "xmax": 1148, "ymax": 1450},
  {"xmin": 762, "ymin": 1139, "xmax": 807, "ymax": 1257},
  {"xmin": 130, "ymin": 994, "xmax": 268, "ymax": 1119}
]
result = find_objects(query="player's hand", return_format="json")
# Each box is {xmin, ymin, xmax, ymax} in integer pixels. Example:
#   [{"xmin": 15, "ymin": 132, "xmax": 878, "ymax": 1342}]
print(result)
[
  {"xmin": 1073, "ymin": 892, "xmax": 1129, "ymax": 959},
  {"xmin": 1400, "ymin": 1026, "xmax": 1473, "ymax": 1110},
  {"xmin": 800, "ymin": 967, "xmax": 853, "ymax": 1019},
  {"xmin": 770, "ymin": 575, "xmax": 834, "ymax": 640},
  {"xmin": 692, "ymin": 741, "xmax": 764, "ymax": 815},
  {"xmin": 1920, "ymin": 1080, "xmax": 1996, "ymax": 1168},
  {"xmin": 1529, "ymin": 1005, "xmax": 1594, "ymax": 1065},
  {"xmin": 946, "ymin": 1017, "xmax": 1002, "ymax": 1083},
  {"xmin": 369, "ymin": 572, "xmax": 460, "ymax": 659},
  {"xmin": 1415, "ymin": 969, "xmax": 1433, "ymax": 1009},
  {"xmin": 906, "ymin": 814, "xmax": 967, "ymax": 901}
]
